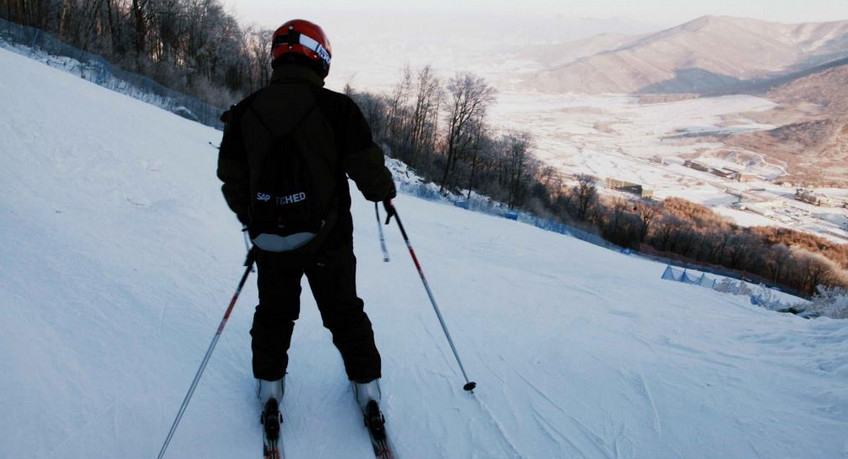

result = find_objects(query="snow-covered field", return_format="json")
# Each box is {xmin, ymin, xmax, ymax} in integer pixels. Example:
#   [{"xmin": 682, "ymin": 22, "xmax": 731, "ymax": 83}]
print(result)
[
  {"xmin": 488, "ymin": 92, "xmax": 776, "ymax": 192},
  {"xmin": 2, "ymin": 47, "xmax": 848, "ymax": 459},
  {"xmin": 489, "ymin": 90, "xmax": 848, "ymax": 241}
]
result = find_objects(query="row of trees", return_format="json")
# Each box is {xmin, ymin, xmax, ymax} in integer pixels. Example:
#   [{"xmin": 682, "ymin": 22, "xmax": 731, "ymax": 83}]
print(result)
[
  {"xmin": 555, "ymin": 187, "xmax": 848, "ymax": 296},
  {"xmin": 349, "ymin": 67, "xmax": 848, "ymax": 297},
  {"xmin": 347, "ymin": 66, "xmax": 552, "ymax": 213},
  {"xmin": 1, "ymin": 0, "xmax": 273, "ymax": 107}
]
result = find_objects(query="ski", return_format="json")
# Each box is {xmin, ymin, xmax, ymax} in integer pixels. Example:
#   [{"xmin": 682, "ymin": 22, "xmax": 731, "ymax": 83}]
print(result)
[
  {"xmin": 363, "ymin": 400, "xmax": 396, "ymax": 459},
  {"xmin": 261, "ymin": 398, "xmax": 285, "ymax": 459}
]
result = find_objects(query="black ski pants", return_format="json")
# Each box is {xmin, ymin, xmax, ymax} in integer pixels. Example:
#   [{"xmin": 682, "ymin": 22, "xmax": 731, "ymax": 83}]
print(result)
[{"xmin": 251, "ymin": 237, "xmax": 381, "ymax": 383}]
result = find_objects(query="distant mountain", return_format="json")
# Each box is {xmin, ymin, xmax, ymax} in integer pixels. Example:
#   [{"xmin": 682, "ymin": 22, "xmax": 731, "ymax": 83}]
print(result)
[
  {"xmin": 723, "ymin": 62, "xmax": 848, "ymax": 186},
  {"xmin": 513, "ymin": 33, "xmax": 644, "ymax": 69},
  {"xmin": 521, "ymin": 16, "xmax": 848, "ymax": 95},
  {"xmin": 767, "ymin": 62, "xmax": 848, "ymax": 114}
]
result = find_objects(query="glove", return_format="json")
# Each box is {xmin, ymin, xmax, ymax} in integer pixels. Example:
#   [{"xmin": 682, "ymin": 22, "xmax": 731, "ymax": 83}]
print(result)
[{"xmin": 383, "ymin": 199, "xmax": 396, "ymax": 225}]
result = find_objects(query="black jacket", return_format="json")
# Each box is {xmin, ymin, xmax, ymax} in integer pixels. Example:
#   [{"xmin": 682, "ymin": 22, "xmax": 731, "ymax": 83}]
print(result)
[{"xmin": 217, "ymin": 64, "xmax": 395, "ymax": 240}]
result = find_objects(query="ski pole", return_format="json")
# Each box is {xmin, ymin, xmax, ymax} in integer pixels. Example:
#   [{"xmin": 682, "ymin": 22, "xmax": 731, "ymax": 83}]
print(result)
[
  {"xmin": 157, "ymin": 248, "xmax": 258, "ymax": 459},
  {"xmin": 385, "ymin": 201, "xmax": 477, "ymax": 392},
  {"xmin": 375, "ymin": 202, "xmax": 390, "ymax": 262}
]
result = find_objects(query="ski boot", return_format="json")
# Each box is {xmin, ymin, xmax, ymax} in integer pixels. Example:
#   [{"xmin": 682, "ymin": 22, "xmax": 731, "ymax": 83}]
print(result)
[
  {"xmin": 261, "ymin": 398, "xmax": 282, "ymax": 441},
  {"xmin": 259, "ymin": 379, "xmax": 284, "ymax": 459},
  {"xmin": 354, "ymin": 380, "xmax": 386, "ymax": 440}
]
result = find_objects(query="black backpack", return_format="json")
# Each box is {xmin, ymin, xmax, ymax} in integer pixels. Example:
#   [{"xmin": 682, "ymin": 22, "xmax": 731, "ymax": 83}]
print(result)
[{"xmin": 247, "ymin": 93, "xmax": 338, "ymax": 252}]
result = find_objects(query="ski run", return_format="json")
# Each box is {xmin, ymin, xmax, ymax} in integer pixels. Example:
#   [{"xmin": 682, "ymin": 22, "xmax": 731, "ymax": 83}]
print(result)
[{"xmin": 2, "ymin": 45, "xmax": 848, "ymax": 459}]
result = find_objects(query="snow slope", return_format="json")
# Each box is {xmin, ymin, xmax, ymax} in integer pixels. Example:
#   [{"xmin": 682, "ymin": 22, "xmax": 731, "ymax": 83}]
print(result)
[{"xmin": 1, "ymin": 47, "xmax": 848, "ymax": 459}]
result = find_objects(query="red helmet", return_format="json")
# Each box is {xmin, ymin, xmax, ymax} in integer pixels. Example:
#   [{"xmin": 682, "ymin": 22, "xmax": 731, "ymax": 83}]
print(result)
[{"xmin": 271, "ymin": 19, "xmax": 332, "ymax": 76}]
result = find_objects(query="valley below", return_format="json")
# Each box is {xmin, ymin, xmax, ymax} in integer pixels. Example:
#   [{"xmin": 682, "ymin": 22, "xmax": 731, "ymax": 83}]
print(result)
[
  {"xmin": 327, "ymin": 13, "xmax": 848, "ymax": 243},
  {"xmin": 489, "ymin": 91, "xmax": 848, "ymax": 243}
]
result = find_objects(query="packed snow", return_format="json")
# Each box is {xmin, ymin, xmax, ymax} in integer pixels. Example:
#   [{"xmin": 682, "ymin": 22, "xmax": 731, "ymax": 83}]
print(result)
[{"xmin": 2, "ymin": 47, "xmax": 848, "ymax": 459}]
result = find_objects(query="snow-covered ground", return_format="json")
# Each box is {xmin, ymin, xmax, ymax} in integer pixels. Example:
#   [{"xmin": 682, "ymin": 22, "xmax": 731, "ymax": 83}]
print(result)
[
  {"xmin": 488, "ymin": 92, "xmax": 777, "ymax": 187},
  {"xmin": 2, "ymin": 47, "xmax": 848, "ymax": 459}
]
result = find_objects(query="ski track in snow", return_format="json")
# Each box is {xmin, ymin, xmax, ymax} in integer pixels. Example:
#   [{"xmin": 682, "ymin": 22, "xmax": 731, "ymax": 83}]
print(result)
[
  {"xmin": 566, "ymin": 413, "xmax": 630, "ymax": 459},
  {"xmin": 618, "ymin": 369, "xmax": 662, "ymax": 435},
  {"xmin": 471, "ymin": 394, "xmax": 525, "ymax": 459},
  {"xmin": 514, "ymin": 371, "xmax": 595, "ymax": 458},
  {"xmin": 3, "ymin": 46, "xmax": 848, "ymax": 459}
]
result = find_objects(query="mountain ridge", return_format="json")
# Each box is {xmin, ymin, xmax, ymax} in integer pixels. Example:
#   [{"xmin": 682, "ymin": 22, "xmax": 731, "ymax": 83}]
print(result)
[
  {"xmin": 520, "ymin": 15, "xmax": 848, "ymax": 95},
  {"xmin": 721, "ymin": 62, "xmax": 848, "ymax": 186}
]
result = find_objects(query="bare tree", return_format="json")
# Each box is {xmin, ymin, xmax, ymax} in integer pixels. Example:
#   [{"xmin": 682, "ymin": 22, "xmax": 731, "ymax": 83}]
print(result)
[
  {"xmin": 724, "ymin": 232, "xmax": 755, "ymax": 270},
  {"xmin": 653, "ymin": 214, "xmax": 687, "ymax": 252},
  {"xmin": 536, "ymin": 166, "xmax": 562, "ymax": 198},
  {"xmin": 794, "ymin": 249, "xmax": 838, "ymax": 295},
  {"xmin": 409, "ymin": 65, "xmax": 441, "ymax": 167},
  {"xmin": 243, "ymin": 26, "xmax": 272, "ymax": 92},
  {"xmin": 766, "ymin": 243, "xmax": 793, "ymax": 285},
  {"xmin": 386, "ymin": 65, "xmax": 412, "ymax": 141},
  {"xmin": 504, "ymin": 132, "xmax": 534, "ymax": 209},
  {"xmin": 634, "ymin": 199, "xmax": 659, "ymax": 243},
  {"xmin": 131, "ymin": 0, "xmax": 148, "ymax": 54},
  {"xmin": 603, "ymin": 197, "xmax": 630, "ymax": 241},
  {"xmin": 571, "ymin": 174, "xmax": 597, "ymax": 221},
  {"xmin": 463, "ymin": 119, "xmax": 488, "ymax": 199},
  {"xmin": 350, "ymin": 90, "xmax": 388, "ymax": 142},
  {"xmin": 440, "ymin": 72, "xmax": 495, "ymax": 192}
]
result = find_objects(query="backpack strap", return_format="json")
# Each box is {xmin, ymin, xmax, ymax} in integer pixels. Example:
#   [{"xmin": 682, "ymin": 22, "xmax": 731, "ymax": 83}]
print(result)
[{"xmin": 248, "ymin": 102, "xmax": 316, "ymax": 143}]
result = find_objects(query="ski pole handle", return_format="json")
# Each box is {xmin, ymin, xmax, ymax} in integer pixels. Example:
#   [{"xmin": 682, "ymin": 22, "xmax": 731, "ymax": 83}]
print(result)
[
  {"xmin": 242, "ymin": 226, "xmax": 251, "ymax": 254},
  {"xmin": 383, "ymin": 199, "xmax": 396, "ymax": 225}
]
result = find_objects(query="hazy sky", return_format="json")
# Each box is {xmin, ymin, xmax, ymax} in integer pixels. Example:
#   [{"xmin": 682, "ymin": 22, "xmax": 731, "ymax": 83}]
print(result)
[
  {"xmin": 221, "ymin": 0, "xmax": 848, "ymax": 30},
  {"xmin": 218, "ymin": 0, "xmax": 848, "ymax": 91}
]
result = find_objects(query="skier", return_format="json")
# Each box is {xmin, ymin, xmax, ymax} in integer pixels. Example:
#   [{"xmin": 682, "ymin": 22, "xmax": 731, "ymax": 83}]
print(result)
[{"xmin": 216, "ymin": 18, "xmax": 395, "ymax": 434}]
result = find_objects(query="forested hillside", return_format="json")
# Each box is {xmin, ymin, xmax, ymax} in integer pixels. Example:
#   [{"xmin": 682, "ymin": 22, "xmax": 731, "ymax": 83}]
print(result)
[{"xmin": 1, "ymin": 0, "xmax": 272, "ymax": 107}]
